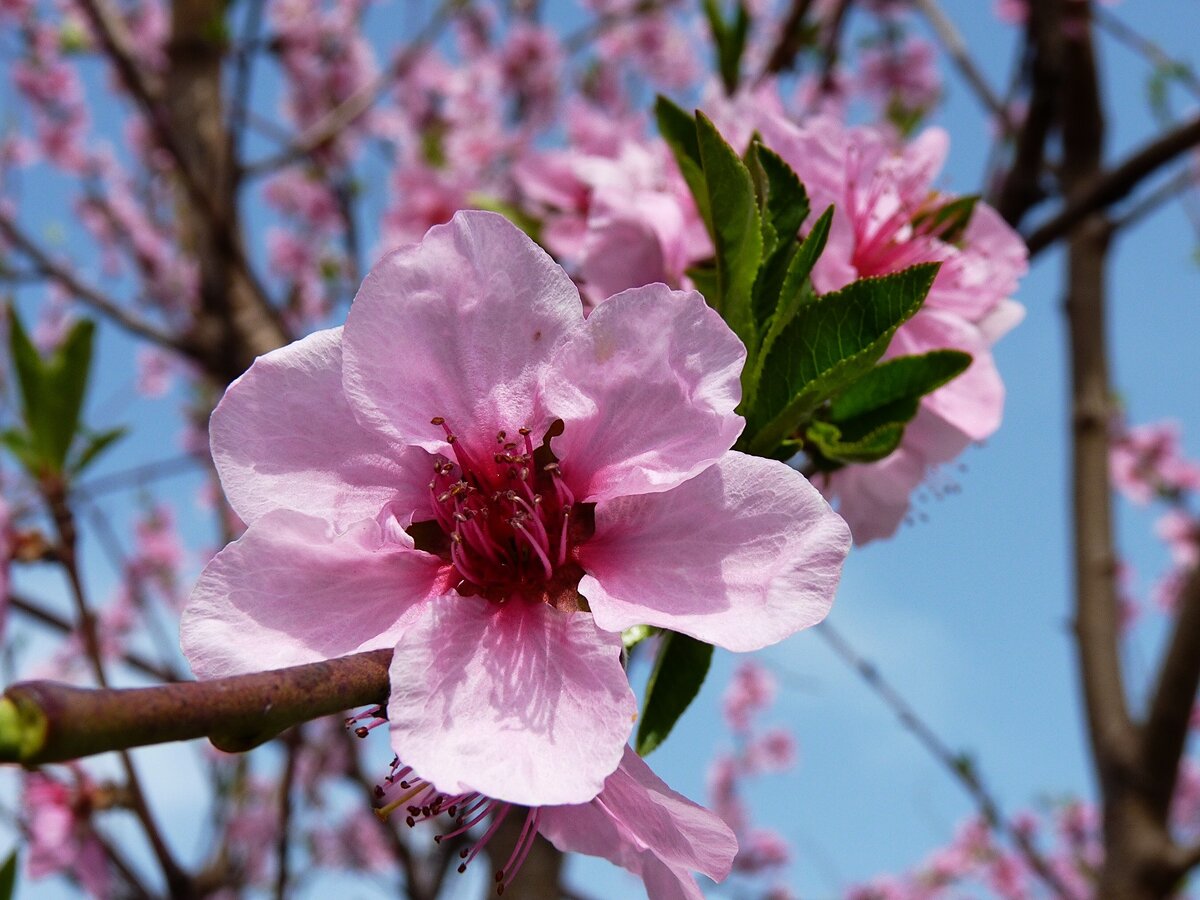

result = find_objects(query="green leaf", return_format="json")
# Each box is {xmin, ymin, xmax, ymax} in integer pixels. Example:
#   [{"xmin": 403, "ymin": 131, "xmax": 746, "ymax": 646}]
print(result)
[
  {"xmin": 68, "ymin": 426, "xmax": 127, "ymax": 475},
  {"xmin": 0, "ymin": 428, "xmax": 39, "ymax": 475},
  {"xmin": 806, "ymin": 419, "xmax": 906, "ymax": 464},
  {"xmin": 829, "ymin": 350, "xmax": 973, "ymax": 423},
  {"xmin": 41, "ymin": 318, "xmax": 95, "ymax": 469},
  {"xmin": 696, "ymin": 111, "xmax": 762, "ymax": 346},
  {"xmin": 703, "ymin": 0, "xmax": 750, "ymax": 95},
  {"xmin": 466, "ymin": 195, "xmax": 543, "ymax": 244},
  {"xmin": 7, "ymin": 307, "xmax": 45, "ymax": 454},
  {"xmin": 655, "ymin": 96, "xmax": 710, "ymax": 230},
  {"xmin": 0, "ymin": 848, "xmax": 15, "ymax": 900},
  {"xmin": 745, "ymin": 262, "xmax": 940, "ymax": 457},
  {"xmin": 636, "ymin": 632, "xmax": 713, "ymax": 756},
  {"xmin": 750, "ymin": 145, "xmax": 810, "ymax": 332},
  {"xmin": 912, "ymin": 195, "xmax": 979, "ymax": 246},
  {"xmin": 622, "ymin": 624, "xmax": 658, "ymax": 651},
  {"xmin": 685, "ymin": 259, "xmax": 720, "ymax": 304},
  {"xmin": 743, "ymin": 206, "xmax": 832, "ymax": 408}
]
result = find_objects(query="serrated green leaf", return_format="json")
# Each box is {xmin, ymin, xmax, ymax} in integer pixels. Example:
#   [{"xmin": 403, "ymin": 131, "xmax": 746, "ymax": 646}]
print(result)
[
  {"xmin": 685, "ymin": 259, "xmax": 720, "ymax": 304},
  {"xmin": 912, "ymin": 195, "xmax": 979, "ymax": 246},
  {"xmin": 0, "ymin": 848, "xmax": 15, "ymax": 900},
  {"xmin": 743, "ymin": 206, "xmax": 832, "ymax": 408},
  {"xmin": 750, "ymin": 145, "xmax": 810, "ymax": 333},
  {"xmin": 636, "ymin": 632, "xmax": 713, "ymax": 756},
  {"xmin": 829, "ymin": 350, "xmax": 972, "ymax": 423},
  {"xmin": 806, "ymin": 419, "xmax": 906, "ymax": 464},
  {"xmin": 68, "ymin": 426, "xmax": 127, "ymax": 475},
  {"xmin": 655, "ymin": 96, "xmax": 710, "ymax": 231},
  {"xmin": 745, "ymin": 263, "xmax": 940, "ymax": 457},
  {"xmin": 696, "ymin": 111, "xmax": 762, "ymax": 346}
]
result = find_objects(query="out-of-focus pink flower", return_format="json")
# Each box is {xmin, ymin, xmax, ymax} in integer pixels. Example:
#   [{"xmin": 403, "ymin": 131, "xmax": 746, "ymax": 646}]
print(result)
[
  {"xmin": 183, "ymin": 211, "xmax": 850, "ymax": 808},
  {"xmin": 1111, "ymin": 420, "xmax": 1200, "ymax": 503},
  {"xmin": 735, "ymin": 828, "xmax": 790, "ymax": 873},
  {"xmin": 136, "ymin": 347, "xmax": 174, "ymax": 398},
  {"xmin": 858, "ymin": 36, "xmax": 940, "ymax": 113},
  {"xmin": 24, "ymin": 768, "xmax": 110, "ymax": 898},
  {"xmin": 722, "ymin": 662, "xmax": 778, "ymax": 733}
]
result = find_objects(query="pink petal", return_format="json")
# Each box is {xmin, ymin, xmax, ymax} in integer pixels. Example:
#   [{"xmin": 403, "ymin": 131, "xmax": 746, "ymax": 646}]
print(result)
[
  {"xmin": 542, "ymin": 286, "xmax": 745, "ymax": 502},
  {"xmin": 387, "ymin": 596, "xmax": 635, "ymax": 806},
  {"xmin": 210, "ymin": 327, "xmax": 429, "ymax": 529},
  {"xmin": 182, "ymin": 510, "xmax": 447, "ymax": 679},
  {"xmin": 891, "ymin": 310, "xmax": 1005, "ymax": 441},
  {"xmin": 539, "ymin": 746, "xmax": 737, "ymax": 894},
  {"xmin": 579, "ymin": 452, "xmax": 849, "ymax": 650},
  {"xmin": 341, "ymin": 210, "xmax": 583, "ymax": 453}
]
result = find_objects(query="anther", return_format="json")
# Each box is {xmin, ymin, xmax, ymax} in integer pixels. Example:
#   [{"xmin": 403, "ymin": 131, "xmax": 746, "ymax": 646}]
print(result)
[{"xmin": 431, "ymin": 416, "xmax": 445, "ymax": 425}]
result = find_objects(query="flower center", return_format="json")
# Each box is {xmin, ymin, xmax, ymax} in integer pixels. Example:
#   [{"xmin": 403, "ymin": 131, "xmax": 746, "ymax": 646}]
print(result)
[{"xmin": 422, "ymin": 417, "xmax": 588, "ymax": 607}]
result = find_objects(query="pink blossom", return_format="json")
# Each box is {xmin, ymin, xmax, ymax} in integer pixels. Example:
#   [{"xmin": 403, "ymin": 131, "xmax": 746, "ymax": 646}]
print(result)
[
  {"xmin": 1111, "ymin": 420, "xmax": 1200, "ymax": 503},
  {"xmin": 136, "ymin": 347, "xmax": 174, "ymax": 397},
  {"xmin": 722, "ymin": 661, "xmax": 778, "ymax": 733},
  {"xmin": 23, "ymin": 768, "xmax": 110, "ymax": 897},
  {"xmin": 735, "ymin": 828, "xmax": 790, "ymax": 874},
  {"xmin": 755, "ymin": 113, "xmax": 1027, "ymax": 542},
  {"xmin": 183, "ymin": 210, "xmax": 851, "ymax": 808},
  {"xmin": 858, "ymin": 36, "xmax": 941, "ymax": 113}
]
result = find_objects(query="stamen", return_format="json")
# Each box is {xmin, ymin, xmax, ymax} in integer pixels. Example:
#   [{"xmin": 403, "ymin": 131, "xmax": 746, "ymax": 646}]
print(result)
[
  {"xmin": 458, "ymin": 804, "xmax": 512, "ymax": 873},
  {"xmin": 496, "ymin": 808, "xmax": 540, "ymax": 894},
  {"xmin": 512, "ymin": 522, "xmax": 554, "ymax": 580}
]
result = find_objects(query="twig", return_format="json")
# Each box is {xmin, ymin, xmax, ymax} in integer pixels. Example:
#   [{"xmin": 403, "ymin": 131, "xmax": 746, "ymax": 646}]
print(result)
[
  {"xmin": 229, "ymin": 0, "xmax": 267, "ymax": 166},
  {"xmin": 912, "ymin": 0, "xmax": 1008, "ymax": 126},
  {"xmin": 273, "ymin": 725, "xmax": 302, "ymax": 900},
  {"xmin": 1107, "ymin": 167, "xmax": 1199, "ymax": 234},
  {"xmin": 73, "ymin": 455, "xmax": 202, "ymax": 499},
  {"xmin": 760, "ymin": 0, "xmax": 815, "ymax": 78},
  {"xmin": 1025, "ymin": 113, "xmax": 1200, "ymax": 255},
  {"xmin": 1093, "ymin": 7, "xmax": 1200, "ymax": 103},
  {"xmin": 242, "ymin": 0, "xmax": 465, "ymax": 177},
  {"xmin": 0, "ymin": 649, "xmax": 392, "ymax": 764},
  {"xmin": 7, "ymin": 593, "xmax": 179, "ymax": 683},
  {"xmin": 816, "ymin": 622, "xmax": 1073, "ymax": 899},
  {"xmin": 0, "ymin": 214, "xmax": 187, "ymax": 354}
]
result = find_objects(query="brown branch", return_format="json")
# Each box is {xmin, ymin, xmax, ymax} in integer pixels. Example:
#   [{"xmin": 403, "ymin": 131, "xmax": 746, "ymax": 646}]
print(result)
[
  {"xmin": 1140, "ymin": 561, "xmax": 1200, "ymax": 824},
  {"xmin": 816, "ymin": 622, "xmax": 1074, "ymax": 899},
  {"xmin": 0, "ymin": 214, "xmax": 188, "ymax": 354},
  {"xmin": 272, "ymin": 725, "xmax": 302, "ymax": 900},
  {"xmin": 1024, "ymin": 113, "xmax": 1200, "ymax": 256},
  {"xmin": 760, "ymin": 0, "xmax": 815, "ymax": 78},
  {"xmin": 0, "ymin": 650, "xmax": 391, "ymax": 765},
  {"xmin": 992, "ymin": 4, "xmax": 1063, "ymax": 225}
]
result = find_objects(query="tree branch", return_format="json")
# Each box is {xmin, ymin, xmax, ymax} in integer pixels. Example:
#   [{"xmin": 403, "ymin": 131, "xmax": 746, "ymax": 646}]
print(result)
[
  {"xmin": 0, "ymin": 650, "xmax": 391, "ymax": 765},
  {"xmin": 912, "ymin": 0, "xmax": 1009, "ymax": 126},
  {"xmin": 1140, "ymin": 560, "xmax": 1200, "ymax": 823},
  {"xmin": 1025, "ymin": 113, "xmax": 1200, "ymax": 255},
  {"xmin": 0, "ymin": 214, "xmax": 189, "ymax": 355},
  {"xmin": 816, "ymin": 622, "xmax": 1073, "ymax": 899}
]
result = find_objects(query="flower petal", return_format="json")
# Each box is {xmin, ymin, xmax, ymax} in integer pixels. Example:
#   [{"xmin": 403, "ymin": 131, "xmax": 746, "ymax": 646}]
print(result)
[
  {"xmin": 542, "ymin": 285, "xmax": 745, "ymax": 502},
  {"xmin": 539, "ymin": 746, "xmax": 737, "ymax": 891},
  {"xmin": 387, "ymin": 596, "xmax": 635, "ymax": 806},
  {"xmin": 578, "ymin": 452, "xmax": 849, "ymax": 651},
  {"xmin": 210, "ymin": 327, "xmax": 429, "ymax": 529},
  {"xmin": 342, "ymin": 210, "xmax": 584, "ymax": 452},
  {"xmin": 182, "ymin": 510, "xmax": 447, "ymax": 679}
]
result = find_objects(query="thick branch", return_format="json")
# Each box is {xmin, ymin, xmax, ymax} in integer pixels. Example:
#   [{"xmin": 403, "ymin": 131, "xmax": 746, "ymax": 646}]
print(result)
[
  {"xmin": 1024, "ymin": 113, "xmax": 1200, "ymax": 255},
  {"xmin": 0, "ymin": 650, "xmax": 390, "ymax": 765},
  {"xmin": 1141, "ymin": 561, "xmax": 1200, "ymax": 822}
]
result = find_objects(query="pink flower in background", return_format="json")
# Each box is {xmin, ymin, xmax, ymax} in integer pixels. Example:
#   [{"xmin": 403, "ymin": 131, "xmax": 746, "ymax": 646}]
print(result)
[
  {"xmin": 24, "ymin": 768, "xmax": 109, "ymax": 898},
  {"xmin": 183, "ymin": 211, "xmax": 850, "ymax": 808},
  {"xmin": 383, "ymin": 744, "xmax": 736, "ymax": 898},
  {"xmin": 858, "ymin": 35, "xmax": 940, "ymax": 113},
  {"xmin": 755, "ymin": 113, "xmax": 1028, "ymax": 542},
  {"xmin": 1111, "ymin": 419, "xmax": 1200, "ymax": 503}
]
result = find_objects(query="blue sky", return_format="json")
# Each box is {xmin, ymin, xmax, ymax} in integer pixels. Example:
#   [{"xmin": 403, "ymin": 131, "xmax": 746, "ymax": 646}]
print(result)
[{"xmin": 6, "ymin": 1, "xmax": 1200, "ymax": 897}]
